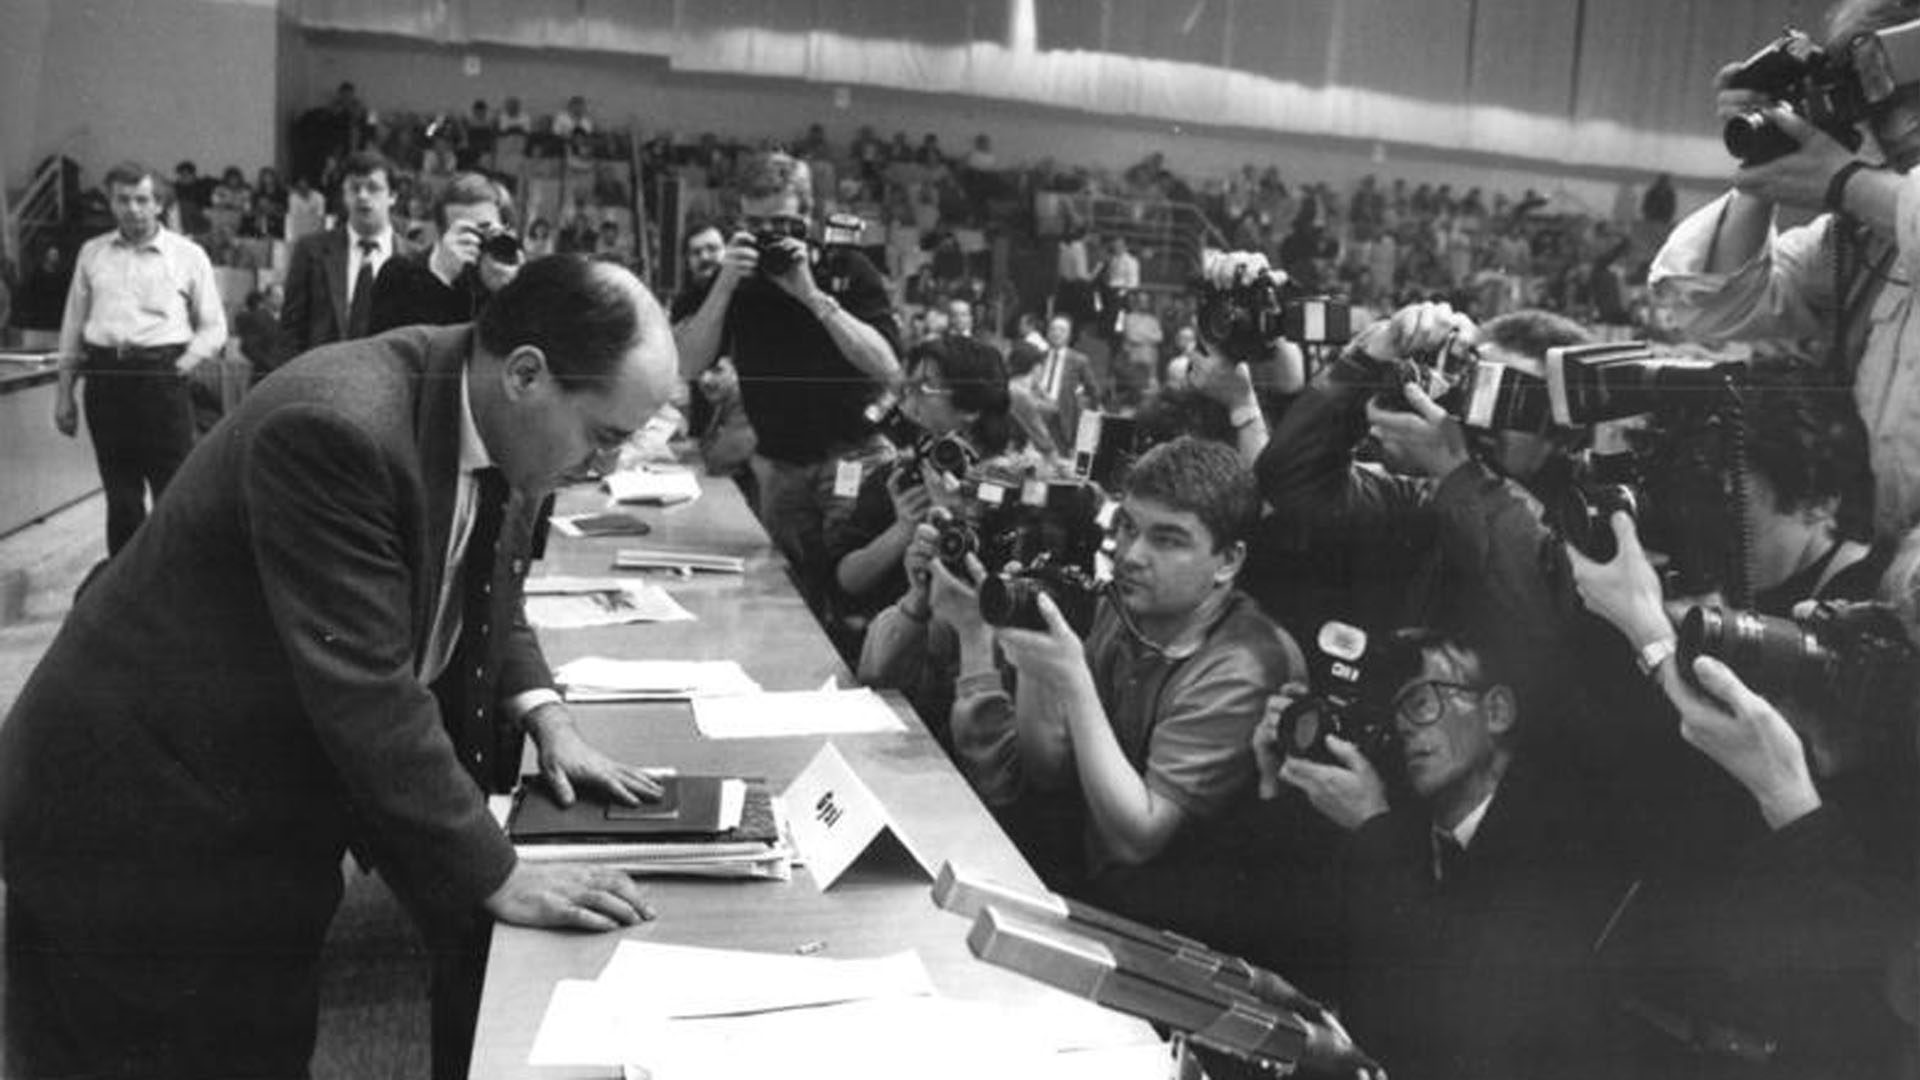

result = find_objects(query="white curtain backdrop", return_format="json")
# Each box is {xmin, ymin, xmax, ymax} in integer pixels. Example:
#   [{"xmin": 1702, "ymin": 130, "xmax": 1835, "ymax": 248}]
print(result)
[{"xmin": 294, "ymin": 0, "xmax": 1821, "ymax": 176}]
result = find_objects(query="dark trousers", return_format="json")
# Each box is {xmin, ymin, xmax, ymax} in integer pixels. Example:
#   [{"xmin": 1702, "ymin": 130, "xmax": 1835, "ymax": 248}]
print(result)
[{"xmin": 82, "ymin": 345, "xmax": 194, "ymax": 554}]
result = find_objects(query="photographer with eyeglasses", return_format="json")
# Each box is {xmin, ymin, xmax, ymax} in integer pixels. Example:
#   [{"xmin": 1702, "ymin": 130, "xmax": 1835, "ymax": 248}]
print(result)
[{"xmin": 1254, "ymin": 627, "xmax": 1625, "ymax": 1080}]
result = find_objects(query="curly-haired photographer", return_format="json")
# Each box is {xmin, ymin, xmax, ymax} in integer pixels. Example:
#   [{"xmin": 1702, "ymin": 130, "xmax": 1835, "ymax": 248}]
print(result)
[{"xmin": 1651, "ymin": 0, "xmax": 1920, "ymax": 540}]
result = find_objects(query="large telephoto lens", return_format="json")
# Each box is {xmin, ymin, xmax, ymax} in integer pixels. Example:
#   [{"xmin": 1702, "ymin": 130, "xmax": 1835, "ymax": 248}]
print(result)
[{"xmin": 1679, "ymin": 606, "xmax": 1833, "ymax": 695}]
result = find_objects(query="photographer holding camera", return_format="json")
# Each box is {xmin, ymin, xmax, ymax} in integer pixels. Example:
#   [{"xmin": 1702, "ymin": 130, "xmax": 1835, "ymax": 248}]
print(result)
[
  {"xmin": 1254, "ymin": 628, "xmax": 1622, "ymax": 1080},
  {"xmin": 674, "ymin": 151, "xmax": 901, "ymax": 609},
  {"xmin": 827, "ymin": 336, "xmax": 1018, "ymax": 636},
  {"xmin": 1255, "ymin": 300, "xmax": 1591, "ymax": 710},
  {"xmin": 1566, "ymin": 510, "xmax": 1917, "ymax": 1077},
  {"xmin": 370, "ymin": 172, "xmax": 520, "ymax": 333},
  {"xmin": 1651, "ymin": 1, "xmax": 1920, "ymax": 540},
  {"xmin": 939, "ymin": 436, "xmax": 1306, "ymax": 937}
]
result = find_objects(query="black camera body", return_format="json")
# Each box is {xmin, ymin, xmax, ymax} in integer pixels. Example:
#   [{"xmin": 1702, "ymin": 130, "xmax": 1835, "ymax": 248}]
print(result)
[
  {"xmin": 1720, "ymin": 29, "xmax": 1895, "ymax": 165},
  {"xmin": 1278, "ymin": 622, "xmax": 1418, "ymax": 766},
  {"xmin": 1680, "ymin": 601, "xmax": 1919, "ymax": 737},
  {"xmin": 478, "ymin": 227, "xmax": 523, "ymax": 263},
  {"xmin": 967, "ymin": 479, "xmax": 1109, "ymax": 635},
  {"xmin": 1196, "ymin": 274, "xmax": 1352, "ymax": 362},
  {"xmin": 753, "ymin": 226, "xmax": 803, "ymax": 275}
]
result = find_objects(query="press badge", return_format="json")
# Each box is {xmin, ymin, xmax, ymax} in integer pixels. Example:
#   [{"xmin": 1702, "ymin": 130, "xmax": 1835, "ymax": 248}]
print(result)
[{"xmin": 833, "ymin": 459, "xmax": 865, "ymax": 498}]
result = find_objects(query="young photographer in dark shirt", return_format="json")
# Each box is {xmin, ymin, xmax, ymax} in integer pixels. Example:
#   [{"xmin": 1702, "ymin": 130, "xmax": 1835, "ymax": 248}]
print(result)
[{"xmin": 370, "ymin": 172, "xmax": 520, "ymax": 333}]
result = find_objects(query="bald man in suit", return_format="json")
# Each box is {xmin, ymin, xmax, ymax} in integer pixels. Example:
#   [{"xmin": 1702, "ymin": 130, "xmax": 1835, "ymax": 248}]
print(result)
[{"xmin": 3, "ymin": 255, "xmax": 678, "ymax": 1080}]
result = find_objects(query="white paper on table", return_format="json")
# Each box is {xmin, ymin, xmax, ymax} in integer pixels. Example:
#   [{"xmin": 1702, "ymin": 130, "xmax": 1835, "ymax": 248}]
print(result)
[
  {"xmin": 618, "ymin": 997, "xmax": 1067, "ymax": 1080},
  {"xmin": 604, "ymin": 466, "xmax": 702, "ymax": 505},
  {"xmin": 524, "ymin": 575, "xmax": 642, "ymax": 595},
  {"xmin": 524, "ymin": 583, "xmax": 693, "ymax": 629},
  {"xmin": 692, "ymin": 688, "xmax": 905, "ymax": 739},
  {"xmin": 594, "ymin": 941, "xmax": 933, "ymax": 1019},
  {"xmin": 554, "ymin": 658, "xmax": 761, "ymax": 700}
]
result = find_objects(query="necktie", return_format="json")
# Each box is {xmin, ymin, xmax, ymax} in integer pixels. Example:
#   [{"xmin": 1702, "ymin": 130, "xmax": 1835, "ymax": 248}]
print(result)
[
  {"xmin": 1433, "ymin": 830, "xmax": 1466, "ymax": 886},
  {"xmin": 1043, "ymin": 349, "xmax": 1063, "ymax": 400},
  {"xmin": 347, "ymin": 237, "xmax": 378, "ymax": 338},
  {"xmin": 446, "ymin": 467, "xmax": 510, "ymax": 790}
]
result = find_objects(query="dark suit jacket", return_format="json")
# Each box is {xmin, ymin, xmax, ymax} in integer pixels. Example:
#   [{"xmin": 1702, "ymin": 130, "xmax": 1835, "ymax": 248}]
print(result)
[
  {"xmin": 1341, "ymin": 763, "xmax": 1625, "ymax": 1080},
  {"xmin": 275, "ymin": 226, "xmax": 354, "ymax": 370},
  {"xmin": 370, "ymin": 253, "xmax": 488, "ymax": 334},
  {"xmin": 0, "ymin": 325, "xmax": 547, "ymax": 991}
]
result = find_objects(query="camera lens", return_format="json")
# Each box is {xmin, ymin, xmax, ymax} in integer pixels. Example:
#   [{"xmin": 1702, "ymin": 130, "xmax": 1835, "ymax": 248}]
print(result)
[
  {"xmin": 480, "ymin": 231, "xmax": 522, "ymax": 262},
  {"xmin": 1555, "ymin": 483, "xmax": 1636, "ymax": 562},
  {"xmin": 1680, "ymin": 606, "xmax": 1832, "ymax": 694},
  {"xmin": 926, "ymin": 436, "xmax": 972, "ymax": 480},
  {"xmin": 935, "ymin": 521, "xmax": 977, "ymax": 566},
  {"xmin": 1722, "ymin": 112, "xmax": 1802, "ymax": 165},
  {"xmin": 978, "ymin": 574, "xmax": 1045, "ymax": 631}
]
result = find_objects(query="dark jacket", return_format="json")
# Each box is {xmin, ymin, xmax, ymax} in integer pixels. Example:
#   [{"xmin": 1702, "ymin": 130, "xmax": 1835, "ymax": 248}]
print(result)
[
  {"xmin": 370, "ymin": 252, "xmax": 489, "ymax": 334},
  {"xmin": 1, "ymin": 325, "xmax": 548, "ymax": 1028},
  {"xmin": 276, "ymin": 225, "xmax": 355, "ymax": 369}
]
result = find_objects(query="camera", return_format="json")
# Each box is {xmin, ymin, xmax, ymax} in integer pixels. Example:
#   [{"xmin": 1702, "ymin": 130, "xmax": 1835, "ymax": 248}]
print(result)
[
  {"xmin": 1716, "ymin": 20, "xmax": 1920, "ymax": 164},
  {"xmin": 1553, "ymin": 482, "xmax": 1643, "ymax": 562},
  {"xmin": 478, "ymin": 227, "xmax": 523, "ymax": 263},
  {"xmin": 969, "ymin": 479, "xmax": 1109, "ymax": 635},
  {"xmin": 1276, "ymin": 622, "xmax": 1419, "ymax": 766},
  {"xmin": 1195, "ymin": 273, "xmax": 1352, "ymax": 362},
  {"xmin": 867, "ymin": 402, "xmax": 981, "ymax": 488},
  {"xmin": 751, "ymin": 218, "xmax": 808, "ymax": 275},
  {"xmin": 1546, "ymin": 343, "xmax": 1744, "ymax": 428},
  {"xmin": 1680, "ymin": 601, "xmax": 1918, "ymax": 733}
]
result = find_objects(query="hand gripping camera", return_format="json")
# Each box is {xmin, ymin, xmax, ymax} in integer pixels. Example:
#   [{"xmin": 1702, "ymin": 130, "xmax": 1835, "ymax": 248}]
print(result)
[
  {"xmin": 1721, "ymin": 19, "xmax": 1920, "ymax": 165},
  {"xmin": 969, "ymin": 480, "xmax": 1110, "ymax": 636}
]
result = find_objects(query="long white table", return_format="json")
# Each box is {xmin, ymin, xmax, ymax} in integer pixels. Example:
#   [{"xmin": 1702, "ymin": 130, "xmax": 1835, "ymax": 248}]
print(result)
[{"xmin": 468, "ymin": 470, "xmax": 1156, "ymax": 1078}]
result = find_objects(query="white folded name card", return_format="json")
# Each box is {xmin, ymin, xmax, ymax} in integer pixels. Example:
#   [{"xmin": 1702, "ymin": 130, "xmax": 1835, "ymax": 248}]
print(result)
[{"xmin": 782, "ymin": 742, "xmax": 934, "ymax": 890}]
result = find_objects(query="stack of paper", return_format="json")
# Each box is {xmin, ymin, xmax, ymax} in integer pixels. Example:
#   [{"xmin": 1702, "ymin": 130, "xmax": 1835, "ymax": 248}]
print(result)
[
  {"xmin": 691, "ymin": 687, "xmax": 906, "ymax": 739},
  {"xmin": 554, "ymin": 658, "xmax": 761, "ymax": 702},
  {"xmin": 604, "ymin": 465, "xmax": 703, "ymax": 506},
  {"xmin": 522, "ymin": 578, "xmax": 694, "ymax": 629},
  {"xmin": 614, "ymin": 548, "xmax": 747, "ymax": 574},
  {"xmin": 529, "ymin": 941, "xmax": 1068, "ymax": 1078}
]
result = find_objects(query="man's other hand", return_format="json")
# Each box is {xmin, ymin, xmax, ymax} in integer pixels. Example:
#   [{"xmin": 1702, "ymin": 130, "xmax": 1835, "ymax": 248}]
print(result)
[
  {"xmin": 1253, "ymin": 683, "xmax": 1310, "ymax": 800},
  {"xmin": 1731, "ymin": 107, "xmax": 1860, "ymax": 210},
  {"xmin": 53, "ymin": 395, "xmax": 78, "ymax": 437},
  {"xmin": 483, "ymin": 862, "xmax": 655, "ymax": 931},
  {"xmin": 1277, "ymin": 735, "xmax": 1390, "ymax": 830},
  {"xmin": 1662, "ymin": 655, "xmax": 1821, "ymax": 830},
  {"xmin": 993, "ymin": 590, "xmax": 1089, "ymax": 687},
  {"xmin": 1566, "ymin": 511, "xmax": 1674, "ymax": 650},
  {"xmin": 1365, "ymin": 383, "xmax": 1470, "ymax": 479},
  {"xmin": 526, "ymin": 703, "xmax": 665, "ymax": 807},
  {"xmin": 1352, "ymin": 300, "xmax": 1475, "ymax": 365}
]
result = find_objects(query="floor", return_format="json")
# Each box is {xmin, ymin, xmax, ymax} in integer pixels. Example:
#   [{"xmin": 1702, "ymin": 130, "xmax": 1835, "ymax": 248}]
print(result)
[{"xmin": 0, "ymin": 495, "xmax": 433, "ymax": 1078}]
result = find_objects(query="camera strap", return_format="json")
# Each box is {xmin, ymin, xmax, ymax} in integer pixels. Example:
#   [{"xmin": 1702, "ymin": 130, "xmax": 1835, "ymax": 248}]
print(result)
[{"xmin": 1830, "ymin": 215, "xmax": 1897, "ymax": 381}]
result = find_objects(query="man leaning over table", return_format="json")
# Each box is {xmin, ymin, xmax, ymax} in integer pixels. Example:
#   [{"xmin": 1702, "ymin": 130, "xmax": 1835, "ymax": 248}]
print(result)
[{"xmin": 2, "ymin": 255, "xmax": 674, "ymax": 1080}]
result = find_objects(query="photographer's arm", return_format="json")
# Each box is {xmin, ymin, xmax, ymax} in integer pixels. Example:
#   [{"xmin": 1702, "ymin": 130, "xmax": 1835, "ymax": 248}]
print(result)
[{"xmin": 672, "ymin": 275, "xmax": 736, "ymax": 381}]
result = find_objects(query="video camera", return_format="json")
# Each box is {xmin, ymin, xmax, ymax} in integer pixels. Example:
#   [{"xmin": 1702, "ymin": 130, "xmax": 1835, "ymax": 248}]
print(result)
[
  {"xmin": 1276, "ymin": 622, "xmax": 1421, "ymax": 767},
  {"xmin": 1720, "ymin": 19, "xmax": 1920, "ymax": 165},
  {"xmin": 1195, "ymin": 270, "xmax": 1352, "ymax": 363},
  {"xmin": 1680, "ymin": 600, "xmax": 1919, "ymax": 735}
]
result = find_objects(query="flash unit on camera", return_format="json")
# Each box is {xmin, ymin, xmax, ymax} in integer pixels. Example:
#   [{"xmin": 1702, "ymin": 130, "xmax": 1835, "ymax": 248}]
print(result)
[{"xmin": 1317, "ymin": 621, "xmax": 1368, "ymax": 663}]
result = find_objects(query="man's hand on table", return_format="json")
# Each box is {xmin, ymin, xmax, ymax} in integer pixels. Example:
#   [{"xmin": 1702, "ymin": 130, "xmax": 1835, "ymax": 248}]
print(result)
[
  {"xmin": 484, "ymin": 862, "xmax": 655, "ymax": 931},
  {"xmin": 525, "ymin": 702, "xmax": 666, "ymax": 807}
]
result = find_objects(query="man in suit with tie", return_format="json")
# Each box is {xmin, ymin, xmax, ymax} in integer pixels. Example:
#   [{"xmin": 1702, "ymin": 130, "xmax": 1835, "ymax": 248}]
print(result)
[
  {"xmin": 1262, "ymin": 628, "xmax": 1623, "ymax": 1080},
  {"xmin": 272, "ymin": 150, "xmax": 396, "ymax": 374},
  {"xmin": 1, "ymin": 255, "xmax": 675, "ymax": 1080},
  {"xmin": 1027, "ymin": 313, "xmax": 1106, "ymax": 451}
]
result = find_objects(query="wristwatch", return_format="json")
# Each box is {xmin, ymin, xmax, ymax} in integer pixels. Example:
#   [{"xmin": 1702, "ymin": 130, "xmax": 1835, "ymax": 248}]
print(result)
[{"xmin": 1636, "ymin": 638, "xmax": 1677, "ymax": 679}]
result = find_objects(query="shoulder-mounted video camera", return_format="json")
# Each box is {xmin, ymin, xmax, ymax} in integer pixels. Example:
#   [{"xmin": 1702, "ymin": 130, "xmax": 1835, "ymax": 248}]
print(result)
[
  {"xmin": 1721, "ymin": 19, "xmax": 1920, "ymax": 164},
  {"xmin": 1680, "ymin": 600, "xmax": 1919, "ymax": 739}
]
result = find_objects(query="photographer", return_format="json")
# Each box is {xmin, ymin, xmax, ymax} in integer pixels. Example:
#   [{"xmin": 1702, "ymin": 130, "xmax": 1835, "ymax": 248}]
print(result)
[
  {"xmin": 1254, "ymin": 301, "xmax": 1590, "ymax": 708},
  {"xmin": 1650, "ymin": 1, "xmax": 1920, "ymax": 539},
  {"xmin": 827, "ymin": 336, "xmax": 1017, "ymax": 633},
  {"xmin": 370, "ymin": 172, "xmax": 519, "ymax": 333},
  {"xmin": 1567, "ymin": 512, "xmax": 1917, "ymax": 1077},
  {"xmin": 674, "ymin": 151, "xmax": 902, "ymax": 608},
  {"xmin": 1256, "ymin": 629, "xmax": 1622, "ymax": 1080},
  {"xmin": 942, "ymin": 437, "xmax": 1305, "ymax": 932}
]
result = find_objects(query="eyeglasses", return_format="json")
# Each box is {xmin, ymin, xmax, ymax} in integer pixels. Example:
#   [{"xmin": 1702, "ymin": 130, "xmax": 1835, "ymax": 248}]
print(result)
[{"xmin": 1390, "ymin": 680, "xmax": 1486, "ymax": 726}]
